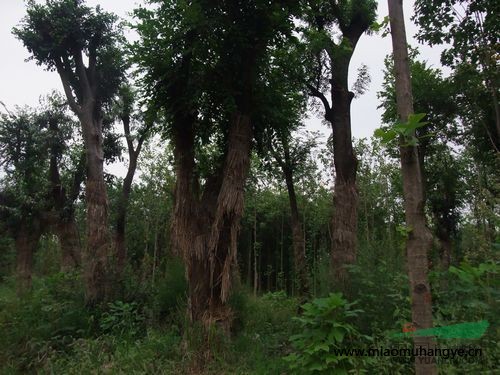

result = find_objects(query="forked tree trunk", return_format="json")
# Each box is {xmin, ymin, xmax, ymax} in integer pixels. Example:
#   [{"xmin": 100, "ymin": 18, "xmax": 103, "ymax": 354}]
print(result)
[
  {"xmin": 172, "ymin": 113, "xmax": 252, "ymax": 334},
  {"xmin": 80, "ymin": 112, "xmax": 112, "ymax": 304},
  {"xmin": 330, "ymin": 58, "xmax": 359, "ymax": 292},
  {"xmin": 388, "ymin": 1, "xmax": 437, "ymax": 374}
]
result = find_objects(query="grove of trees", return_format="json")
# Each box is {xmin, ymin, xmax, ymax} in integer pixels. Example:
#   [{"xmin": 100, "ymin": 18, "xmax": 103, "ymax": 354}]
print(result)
[{"xmin": 0, "ymin": 0, "xmax": 497, "ymax": 374}]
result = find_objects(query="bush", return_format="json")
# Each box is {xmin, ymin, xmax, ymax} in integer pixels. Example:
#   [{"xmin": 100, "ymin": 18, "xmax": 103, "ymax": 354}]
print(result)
[{"xmin": 284, "ymin": 293, "xmax": 371, "ymax": 374}]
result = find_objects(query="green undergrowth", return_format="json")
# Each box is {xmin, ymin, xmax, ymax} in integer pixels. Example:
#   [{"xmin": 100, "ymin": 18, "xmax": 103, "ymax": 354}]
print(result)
[{"xmin": 0, "ymin": 261, "xmax": 498, "ymax": 374}]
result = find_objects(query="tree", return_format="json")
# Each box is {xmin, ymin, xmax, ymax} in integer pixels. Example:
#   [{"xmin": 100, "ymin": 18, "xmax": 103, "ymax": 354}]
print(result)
[
  {"xmin": 133, "ymin": 0, "xmax": 298, "ymax": 335},
  {"xmin": 0, "ymin": 107, "xmax": 48, "ymax": 292},
  {"xmin": 112, "ymin": 85, "xmax": 154, "ymax": 273},
  {"xmin": 387, "ymin": 1, "xmax": 437, "ymax": 373},
  {"xmin": 413, "ymin": 0, "xmax": 499, "ymax": 146},
  {"xmin": 378, "ymin": 54, "xmax": 463, "ymax": 270},
  {"xmin": 301, "ymin": 0, "xmax": 377, "ymax": 289},
  {"xmin": 267, "ymin": 129, "xmax": 320, "ymax": 297},
  {"xmin": 14, "ymin": 0, "xmax": 126, "ymax": 304}
]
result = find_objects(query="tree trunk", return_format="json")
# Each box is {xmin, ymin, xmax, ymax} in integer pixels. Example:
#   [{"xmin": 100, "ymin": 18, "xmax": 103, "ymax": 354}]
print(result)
[
  {"xmin": 15, "ymin": 221, "xmax": 40, "ymax": 294},
  {"xmin": 283, "ymin": 153, "xmax": 309, "ymax": 296},
  {"xmin": 80, "ymin": 112, "xmax": 112, "ymax": 304},
  {"xmin": 436, "ymin": 224, "xmax": 452, "ymax": 271},
  {"xmin": 388, "ymin": 1, "xmax": 437, "ymax": 374},
  {"xmin": 58, "ymin": 215, "xmax": 81, "ymax": 271},
  {"xmin": 172, "ymin": 111, "xmax": 252, "ymax": 334},
  {"xmin": 115, "ymin": 151, "xmax": 139, "ymax": 272},
  {"xmin": 330, "ymin": 60, "xmax": 359, "ymax": 291}
]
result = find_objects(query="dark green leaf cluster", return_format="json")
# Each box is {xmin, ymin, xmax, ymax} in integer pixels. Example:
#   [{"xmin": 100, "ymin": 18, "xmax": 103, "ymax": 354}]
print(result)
[{"xmin": 13, "ymin": 0, "xmax": 126, "ymax": 107}]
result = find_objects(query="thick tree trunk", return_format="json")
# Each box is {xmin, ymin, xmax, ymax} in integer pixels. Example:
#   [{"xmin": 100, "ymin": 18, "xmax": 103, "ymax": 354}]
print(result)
[
  {"xmin": 80, "ymin": 112, "xmax": 112, "ymax": 304},
  {"xmin": 15, "ymin": 221, "xmax": 41, "ymax": 294},
  {"xmin": 330, "ymin": 61, "xmax": 358, "ymax": 291},
  {"xmin": 388, "ymin": 1, "xmax": 437, "ymax": 374},
  {"xmin": 283, "ymin": 154, "xmax": 309, "ymax": 296},
  {"xmin": 172, "ymin": 113, "xmax": 252, "ymax": 334}
]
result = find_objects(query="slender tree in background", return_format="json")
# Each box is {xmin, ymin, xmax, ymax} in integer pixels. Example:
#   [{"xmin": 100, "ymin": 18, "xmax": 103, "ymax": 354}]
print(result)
[
  {"xmin": 387, "ymin": 1, "xmax": 437, "ymax": 373},
  {"xmin": 14, "ymin": 0, "xmax": 126, "ymax": 304},
  {"xmin": 113, "ymin": 85, "xmax": 153, "ymax": 273},
  {"xmin": 302, "ymin": 0, "xmax": 376, "ymax": 289},
  {"xmin": 269, "ymin": 131, "xmax": 316, "ymax": 296}
]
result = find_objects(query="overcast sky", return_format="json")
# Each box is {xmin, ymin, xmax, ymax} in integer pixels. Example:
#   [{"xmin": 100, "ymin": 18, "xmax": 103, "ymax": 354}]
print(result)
[{"xmin": 0, "ymin": 0, "xmax": 446, "ymax": 176}]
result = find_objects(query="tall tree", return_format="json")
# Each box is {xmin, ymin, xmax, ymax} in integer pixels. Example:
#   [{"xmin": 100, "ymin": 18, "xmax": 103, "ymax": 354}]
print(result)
[
  {"xmin": 14, "ymin": 0, "xmax": 126, "ymax": 303},
  {"xmin": 387, "ymin": 1, "xmax": 437, "ymax": 373},
  {"xmin": 378, "ymin": 54, "xmax": 463, "ymax": 270},
  {"xmin": 134, "ymin": 0, "xmax": 297, "ymax": 334},
  {"xmin": 302, "ymin": 0, "xmax": 376, "ymax": 289}
]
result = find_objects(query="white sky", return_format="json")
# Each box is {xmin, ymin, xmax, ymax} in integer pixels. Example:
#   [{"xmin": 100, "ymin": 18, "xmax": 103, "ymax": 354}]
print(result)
[{"xmin": 0, "ymin": 0, "xmax": 446, "ymax": 176}]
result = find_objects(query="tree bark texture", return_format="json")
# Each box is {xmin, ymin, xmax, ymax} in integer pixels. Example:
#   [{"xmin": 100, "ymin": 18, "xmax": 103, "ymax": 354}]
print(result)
[
  {"xmin": 171, "ymin": 111, "xmax": 253, "ymax": 334},
  {"xmin": 329, "ymin": 52, "xmax": 359, "ymax": 292},
  {"xmin": 388, "ymin": 1, "xmax": 437, "ymax": 374},
  {"xmin": 80, "ymin": 112, "xmax": 112, "ymax": 304}
]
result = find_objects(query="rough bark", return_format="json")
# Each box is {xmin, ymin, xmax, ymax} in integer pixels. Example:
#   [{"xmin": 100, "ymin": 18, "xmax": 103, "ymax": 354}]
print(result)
[
  {"xmin": 282, "ymin": 147, "xmax": 309, "ymax": 296},
  {"xmin": 171, "ymin": 110, "xmax": 253, "ymax": 336},
  {"xmin": 54, "ymin": 47, "xmax": 113, "ymax": 304},
  {"xmin": 329, "ymin": 50, "xmax": 359, "ymax": 291},
  {"xmin": 15, "ymin": 221, "xmax": 41, "ymax": 294},
  {"xmin": 388, "ymin": 1, "xmax": 437, "ymax": 374},
  {"xmin": 308, "ymin": 21, "xmax": 367, "ymax": 291},
  {"xmin": 80, "ymin": 111, "xmax": 112, "ymax": 304}
]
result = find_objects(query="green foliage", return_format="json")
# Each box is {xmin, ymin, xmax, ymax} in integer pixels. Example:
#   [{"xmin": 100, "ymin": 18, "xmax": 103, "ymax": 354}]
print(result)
[
  {"xmin": 99, "ymin": 301, "xmax": 145, "ymax": 337},
  {"xmin": 374, "ymin": 112, "xmax": 429, "ymax": 146},
  {"xmin": 284, "ymin": 293, "xmax": 368, "ymax": 374}
]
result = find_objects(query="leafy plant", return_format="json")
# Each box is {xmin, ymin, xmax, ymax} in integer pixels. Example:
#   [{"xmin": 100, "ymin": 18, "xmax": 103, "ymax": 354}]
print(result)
[
  {"xmin": 374, "ymin": 113, "xmax": 429, "ymax": 146},
  {"xmin": 100, "ymin": 301, "xmax": 145, "ymax": 337},
  {"xmin": 284, "ymin": 293, "xmax": 369, "ymax": 374}
]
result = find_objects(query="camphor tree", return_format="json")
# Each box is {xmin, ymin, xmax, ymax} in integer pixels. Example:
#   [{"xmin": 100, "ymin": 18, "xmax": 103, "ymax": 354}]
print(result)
[
  {"xmin": 133, "ymin": 0, "xmax": 298, "ymax": 335},
  {"xmin": 14, "ymin": 0, "xmax": 126, "ymax": 304},
  {"xmin": 300, "ymin": 0, "xmax": 376, "ymax": 289},
  {"xmin": 387, "ymin": 1, "xmax": 437, "ymax": 373}
]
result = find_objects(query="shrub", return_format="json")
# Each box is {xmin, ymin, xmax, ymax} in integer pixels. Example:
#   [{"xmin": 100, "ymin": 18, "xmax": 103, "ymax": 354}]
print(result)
[{"xmin": 284, "ymin": 293, "xmax": 370, "ymax": 374}]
